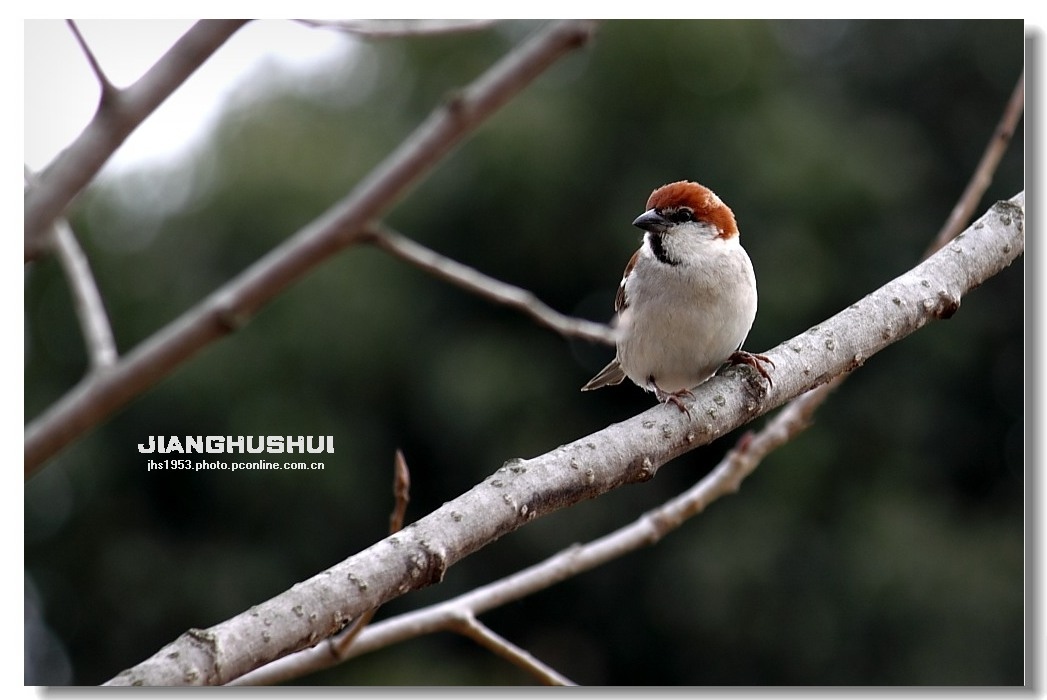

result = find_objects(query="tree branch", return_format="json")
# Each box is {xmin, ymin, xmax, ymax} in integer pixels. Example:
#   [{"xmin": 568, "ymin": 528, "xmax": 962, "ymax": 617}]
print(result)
[
  {"xmin": 234, "ymin": 79, "xmax": 1030, "ymax": 675},
  {"xmin": 66, "ymin": 19, "xmax": 117, "ymax": 100},
  {"xmin": 230, "ymin": 375, "xmax": 828, "ymax": 686},
  {"xmin": 364, "ymin": 223, "xmax": 616, "ymax": 345},
  {"xmin": 929, "ymin": 71, "xmax": 1025, "ymax": 253},
  {"xmin": 104, "ymin": 193, "xmax": 1023, "ymax": 686},
  {"xmin": 25, "ymin": 20, "xmax": 250, "ymax": 261},
  {"xmin": 25, "ymin": 165, "xmax": 118, "ymax": 370},
  {"xmin": 50, "ymin": 219, "xmax": 119, "ymax": 370},
  {"xmin": 297, "ymin": 19, "xmax": 498, "ymax": 39},
  {"xmin": 24, "ymin": 20, "xmax": 601, "ymax": 478},
  {"xmin": 452, "ymin": 614, "xmax": 576, "ymax": 686}
]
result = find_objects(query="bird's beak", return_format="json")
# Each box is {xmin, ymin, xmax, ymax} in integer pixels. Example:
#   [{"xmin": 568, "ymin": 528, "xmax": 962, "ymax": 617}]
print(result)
[{"xmin": 632, "ymin": 209, "xmax": 670, "ymax": 233}]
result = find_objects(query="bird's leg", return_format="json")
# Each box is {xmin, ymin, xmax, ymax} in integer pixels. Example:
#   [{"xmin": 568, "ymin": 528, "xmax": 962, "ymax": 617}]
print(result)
[{"xmin": 652, "ymin": 379, "xmax": 695, "ymax": 414}]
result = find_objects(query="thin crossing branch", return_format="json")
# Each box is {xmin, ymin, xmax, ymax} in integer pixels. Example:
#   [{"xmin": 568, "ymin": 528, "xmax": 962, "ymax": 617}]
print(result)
[
  {"xmin": 452, "ymin": 614, "xmax": 576, "ymax": 686},
  {"xmin": 364, "ymin": 223, "xmax": 616, "ymax": 345},
  {"xmin": 929, "ymin": 70, "xmax": 1025, "ymax": 254}
]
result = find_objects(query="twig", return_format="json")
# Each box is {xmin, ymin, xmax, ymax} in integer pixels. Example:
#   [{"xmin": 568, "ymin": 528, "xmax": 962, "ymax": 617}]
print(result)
[
  {"xmin": 24, "ymin": 20, "xmax": 601, "ymax": 478},
  {"xmin": 928, "ymin": 70, "xmax": 1025, "ymax": 255},
  {"xmin": 25, "ymin": 20, "xmax": 250, "ymax": 261},
  {"xmin": 51, "ymin": 219, "xmax": 119, "ymax": 370},
  {"xmin": 326, "ymin": 450, "xmax": 412, "ymax": 658},
  {"xmin": 298, "ymin": 19, "xmax": 497, "ymax": 39},
  {"xmin": 389, "ymin": 449, "xmax": 411, "ymax": 533},
  {"xmin": 66, "ymin": 19, "xmax": 117, "ymax": 100},
  {"xmin": 767, "ymin": 67, "xmax": 1028, "ymax": 466},
  {"xmin": 105, "ymin": 194, "xmax": 1023, "ymax": 686},
  {"xmin": 364, "ymin": 223, "xmax": 616, "ymax": 345},
  {"xmin": 451, "ymin": 614, "xmax": 576, "ymax": 686},
  {"xmin": 25, "ymin": 165, "xmax": 118, "ymax": 370}
]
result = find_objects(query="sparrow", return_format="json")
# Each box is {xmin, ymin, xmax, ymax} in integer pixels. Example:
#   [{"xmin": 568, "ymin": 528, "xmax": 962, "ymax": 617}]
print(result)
[{"xmin": 581, "ymin": 180, "xmax": 772, "ymax": 410}]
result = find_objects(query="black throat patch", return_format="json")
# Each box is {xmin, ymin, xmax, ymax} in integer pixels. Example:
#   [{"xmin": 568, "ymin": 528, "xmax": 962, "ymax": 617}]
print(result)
[{"xmin": 648, "ymin": 233, "xmax": 677, "ymax": 266}]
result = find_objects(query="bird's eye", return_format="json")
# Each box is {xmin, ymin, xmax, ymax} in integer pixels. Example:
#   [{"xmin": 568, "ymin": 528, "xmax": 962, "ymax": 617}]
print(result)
[{"xmin": 667, "ymin": 208, "xmax": 693, "ymax": 223}]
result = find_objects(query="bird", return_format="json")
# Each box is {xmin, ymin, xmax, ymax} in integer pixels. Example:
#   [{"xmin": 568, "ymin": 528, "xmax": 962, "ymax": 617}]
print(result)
[{"xmin": 581, "ymin": 180, "xmax": 772, "ymax": 410}]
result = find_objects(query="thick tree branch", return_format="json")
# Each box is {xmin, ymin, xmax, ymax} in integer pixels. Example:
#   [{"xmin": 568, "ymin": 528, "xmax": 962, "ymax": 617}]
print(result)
[
  {"xmin": 364, "ymin": 223, "xmax": 616, "ymax": 345},
  {"xmin": 24, "ymin": 20, "xmax": 600, "ymax": 478},
  {"xmin": 105, "ymin": 193, "xmax": 1023, "ymax": 686},
  {"xmin": 230, "ymin": 376, "xmax": 828, "ymax": 686},
  {"xmin": 24, "ymin": 20, "xmax": 250, "ymax": 261}
]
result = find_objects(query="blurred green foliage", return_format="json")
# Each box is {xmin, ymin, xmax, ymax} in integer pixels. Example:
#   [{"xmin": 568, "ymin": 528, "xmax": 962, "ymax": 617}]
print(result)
[{"xmin": 25, "ymin": 19, "xmax": 1024, "ymax": 685}]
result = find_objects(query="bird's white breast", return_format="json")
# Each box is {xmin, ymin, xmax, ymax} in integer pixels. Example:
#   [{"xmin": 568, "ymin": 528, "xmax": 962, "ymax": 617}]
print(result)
[{"xmin": 616, "ymin": 234, "xmax": 757, "ymax": 394}]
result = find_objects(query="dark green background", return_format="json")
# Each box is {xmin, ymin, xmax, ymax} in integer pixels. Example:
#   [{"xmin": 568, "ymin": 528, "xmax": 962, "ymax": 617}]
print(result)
[{"xmin": 25, "ymin": 20, "xmax": 1025, "ymax": 685}]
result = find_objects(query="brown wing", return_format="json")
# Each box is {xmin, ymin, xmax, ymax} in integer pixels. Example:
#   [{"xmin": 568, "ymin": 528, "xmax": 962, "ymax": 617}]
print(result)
[
  {"xmin": 614, "ymin": 248, "xmax": 641, "ymax": 313},
  {"xmin": 581, "ymin": 357, "xmax": 626, "ymax": 391}
]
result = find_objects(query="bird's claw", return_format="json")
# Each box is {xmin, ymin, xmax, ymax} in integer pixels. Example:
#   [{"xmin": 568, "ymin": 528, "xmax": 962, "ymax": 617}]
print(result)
[
  {"xmin": 654, "ymin": 385, "xmax": 695, "ymax": 415},
  {"xmin": 728, "ymin": 350, "xmax": 775, "ymax": 387}
]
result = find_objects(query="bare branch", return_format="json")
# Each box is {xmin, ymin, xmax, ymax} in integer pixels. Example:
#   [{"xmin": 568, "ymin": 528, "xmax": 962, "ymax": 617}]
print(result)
[
  {"xmin": 298, "ymin": 19, "xmax": 497, "ymax": 39},
  {"xmin": 224, "ymin": 375, "xmax": 835, "ymax": 686},
  {"xmin": 51, "ymin": 219, "xmax": 119, "ymax": 370},
  {"xmin": 25, "ymin": 165, "xmax": 118, "ymax": 370},
  {"xmin": 769, "ymin": 68, "xmax": 1028, "ymax": 470},
  {"xmin": 66, "ymin": 19, "xmax": 117, "ymax": 100},
  {"xmin": 929, "ymin": 71, "xmax": 1025, "ymax": 254},
  {"xmin": 365, "ymin": 223, "xmax": 616, "ymax": 345},
  {"xmin": 24, "ymin": 20, "xmax": 250, "ymax": 261},
  {"xmin": 105, "ymin": 193, "xmax": 1023, "ymax": 686},
  {"xmin": 452, "ymin": 614, "xmax": 576, "ymax": 686},
  {"xmin": 24, "ymin": 20, "xmax": 601, "ymax": 478}
]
